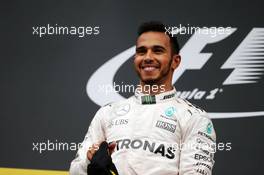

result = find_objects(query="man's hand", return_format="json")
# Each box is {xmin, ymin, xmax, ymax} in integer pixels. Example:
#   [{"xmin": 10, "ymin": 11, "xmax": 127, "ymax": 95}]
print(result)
[
  {"xmin": 87, "ymin": 141, "xmax": 119, "ymax": 175},
  {"xmin": 87, "ymin": 142, "xmax": 116, "ymax": 161}
]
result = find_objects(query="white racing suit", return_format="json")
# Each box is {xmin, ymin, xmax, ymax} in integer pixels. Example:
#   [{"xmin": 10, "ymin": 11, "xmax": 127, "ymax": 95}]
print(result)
[{"xmin": 69, "ymin": 88, "xmax": 216, "ymax": 175}]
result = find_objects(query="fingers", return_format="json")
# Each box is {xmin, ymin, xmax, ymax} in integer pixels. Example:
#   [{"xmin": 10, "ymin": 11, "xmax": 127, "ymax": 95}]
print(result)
[
  {"xmin": 87, "ymin": 144, "xmax": 99, "ymax": 161},
  {"xmin": 87, "ymin": 142, "xmax": 116, "ymax": 161},
  {"xmin": 87, "ymin": 150, "xmax": 93, "ymax": 161}
]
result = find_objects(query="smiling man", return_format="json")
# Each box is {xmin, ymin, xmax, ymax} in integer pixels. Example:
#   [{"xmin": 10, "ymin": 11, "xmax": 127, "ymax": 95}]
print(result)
[
  {"xmin": 70, "ymin": 21, "xmax": 216, "ymax": 175},
  {"xmin": 134, "ymin": 23, "xmax": 181, "ymax": 94}
]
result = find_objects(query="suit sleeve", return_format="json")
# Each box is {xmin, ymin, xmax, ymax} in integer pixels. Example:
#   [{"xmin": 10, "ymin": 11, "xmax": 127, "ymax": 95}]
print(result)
[
  {"xmin": 179, "ymin": 112, "xmax": 216, "ymax": 175},
  {"xmin": 69, "ymin": 108, "xmax": 106, "ymax": 175}
]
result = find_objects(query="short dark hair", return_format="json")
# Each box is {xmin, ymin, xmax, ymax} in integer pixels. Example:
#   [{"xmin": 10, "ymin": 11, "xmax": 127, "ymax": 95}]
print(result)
[{"xmin": 137, "ymin": 21, "xmax": 180, "ymax": 54}]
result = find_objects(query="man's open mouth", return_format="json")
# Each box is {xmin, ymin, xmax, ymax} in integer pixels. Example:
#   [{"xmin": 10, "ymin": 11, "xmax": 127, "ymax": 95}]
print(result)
[{"xmin": 140, "ymin": 64, "xmax": 160, "ymax": 72}]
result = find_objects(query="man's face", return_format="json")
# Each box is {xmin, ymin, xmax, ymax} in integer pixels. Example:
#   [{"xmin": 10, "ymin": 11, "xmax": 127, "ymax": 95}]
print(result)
[{"xmin": 134, "ymin": 31, "xmax": 175, "ymax": 85}]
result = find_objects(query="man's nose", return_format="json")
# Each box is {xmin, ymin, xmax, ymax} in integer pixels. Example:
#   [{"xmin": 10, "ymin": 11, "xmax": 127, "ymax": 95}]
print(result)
[{"xmin": 143, "ymin": 49, "xmax": 154, "ymax": 62}]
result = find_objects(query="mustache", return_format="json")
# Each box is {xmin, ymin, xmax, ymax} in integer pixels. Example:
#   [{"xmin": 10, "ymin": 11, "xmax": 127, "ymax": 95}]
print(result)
[{"xmin": 140, "ymin": 60, "xmax": 161, "ymax": 68}]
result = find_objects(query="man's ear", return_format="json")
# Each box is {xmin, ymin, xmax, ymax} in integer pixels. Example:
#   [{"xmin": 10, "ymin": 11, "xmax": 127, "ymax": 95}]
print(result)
[{"xmin": 171, "ymin": 54, "xmax": 181, "ymax": 69}]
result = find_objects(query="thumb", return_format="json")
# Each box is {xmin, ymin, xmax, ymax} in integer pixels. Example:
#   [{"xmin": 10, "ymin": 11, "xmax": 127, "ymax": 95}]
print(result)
[{"xmin": 108, "ymin": 142, "xmax": 116, "ymax": 155}]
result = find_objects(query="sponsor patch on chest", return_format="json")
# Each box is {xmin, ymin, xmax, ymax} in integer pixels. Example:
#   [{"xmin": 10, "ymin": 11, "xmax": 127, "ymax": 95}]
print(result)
[{"xmin": 155, "ymin": 120, "xmax": 176, "ymax": 133}]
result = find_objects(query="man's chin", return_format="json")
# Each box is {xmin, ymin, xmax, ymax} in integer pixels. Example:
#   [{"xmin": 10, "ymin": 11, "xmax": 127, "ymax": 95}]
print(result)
[
  {"xmin": 141, "ymin": 77, "xmax": 160, "ymax": 85},
  {"xmin": 137, "ymin": 71, "xmax": 161, "ymax": 85}
]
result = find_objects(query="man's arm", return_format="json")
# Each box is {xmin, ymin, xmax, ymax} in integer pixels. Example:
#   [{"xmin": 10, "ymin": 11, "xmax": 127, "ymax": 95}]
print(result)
[
  {"xmin": 69, "ymin": 108, "xmax": 106, "ymax": 175},
  {"xmin": 179, "ymin": 112, "xmax": 216, "ymax": 175}
]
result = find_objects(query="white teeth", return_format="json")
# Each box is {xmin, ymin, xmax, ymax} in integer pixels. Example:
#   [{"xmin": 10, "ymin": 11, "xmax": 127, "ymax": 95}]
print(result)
[{"xmin": 143, "ymin": 67, "xmax": 156, "ymax": 71}]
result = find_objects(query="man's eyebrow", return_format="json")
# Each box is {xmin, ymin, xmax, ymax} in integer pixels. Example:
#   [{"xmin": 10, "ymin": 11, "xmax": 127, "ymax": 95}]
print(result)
[
  {"xmin": 136, "ymin": 45, "xmax": 166, "ymax": 50},
  {"xmin": 136, "ymin": 46, "xmax": 146, "ymax": 51},
  {"xmin": 152, "ymin": 45, "xmax": 166, "ymax": 50}
]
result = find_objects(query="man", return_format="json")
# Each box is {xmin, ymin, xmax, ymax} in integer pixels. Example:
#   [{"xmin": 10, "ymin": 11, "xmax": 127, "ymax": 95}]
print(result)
[{"xmin": 70, "ymin": 21, "xmax": 216, "ymax": 175}]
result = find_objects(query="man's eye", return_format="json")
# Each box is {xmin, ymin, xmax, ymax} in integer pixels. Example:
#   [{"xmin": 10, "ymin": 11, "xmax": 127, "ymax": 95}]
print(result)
[{"xmin": 136, "ymin": 49, "xmax": 146, "ymax": 55}]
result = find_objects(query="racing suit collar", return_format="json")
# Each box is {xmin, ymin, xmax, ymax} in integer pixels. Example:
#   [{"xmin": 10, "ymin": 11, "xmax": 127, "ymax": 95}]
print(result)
[{"xmin": 134, "ymin": 87, "xmax": 177, "ymax": 105}]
